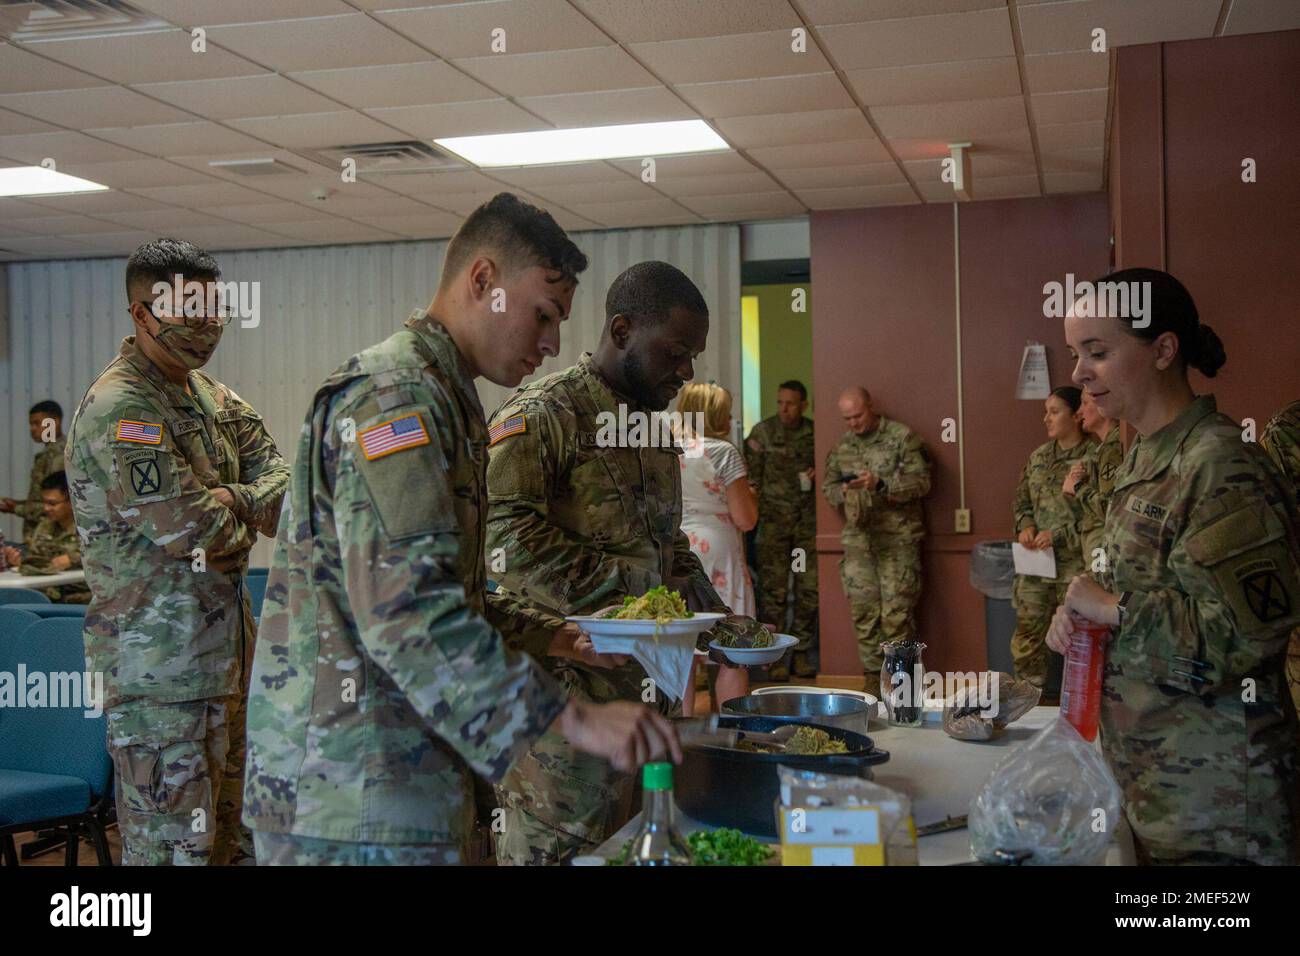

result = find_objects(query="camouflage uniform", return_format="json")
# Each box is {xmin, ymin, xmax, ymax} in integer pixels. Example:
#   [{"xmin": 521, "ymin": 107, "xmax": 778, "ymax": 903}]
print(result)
[
  {"xmin": 65, "ymin": 336, "xmax": 288, "ymax": 866},
  {"xmin": 745, "ymin": 415, "xmax": 818, "ymax": 663},
  {"xmin": 17, "ymin": 516, "xmax": 90, "ymax": 603},
  {"xmin": 1077, "ymin": 426, "xmax": 1124, "ymax": 574},
  {"xmin": 1010, "ymin": 438, "xmax": 1091, "ymax": 686},
  {"xmin": 12, "ymin": 436, "xmax": 66, "ymax": 544},
  {"xmin": 1099, "ymin": 395, "xmax": 1299, "ymax": 864},
  {"xmin": 486, "ymin": 353, "xmax": 739, "ymax": 865},
  {"xmin": 1261, "ymin": 399, "xmax": 1300, "ymax": 715},
  {"xmin": 822, "ymin": 418, "xmax": 931, "ymax": 680},
  {"xmin": 242, "ymin": 311, "xmax": 568, "ymax": 865}
]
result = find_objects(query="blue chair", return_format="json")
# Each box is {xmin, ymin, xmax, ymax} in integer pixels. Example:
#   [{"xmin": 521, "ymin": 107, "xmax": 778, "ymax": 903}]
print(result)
[
  {"xmin": 3, "ymin": 604, "xmax": 85, "ymax": 619},
  {"xmin": 0, "ymin": 589, "xmax": 51, "ymax": 606},
  {"xmin": 245, "ymin": 567, "xmax": 269, "ymax": 619},
  {"xmin": 0, "ymin": 607, "xmax": 40, "ymax": 645},
  {"xmin": 0, "ymin": 617, "xmax": 113, "ymax": 866}
]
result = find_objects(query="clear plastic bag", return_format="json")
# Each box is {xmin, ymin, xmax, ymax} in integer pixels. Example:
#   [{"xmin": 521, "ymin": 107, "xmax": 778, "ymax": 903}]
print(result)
[
  {"xmin": 969, "ymin": 540, "xmax": 1015, "ymax": 600},
  {"xmin": 969, "ymin": 718, "xmax": 1121, "ymax": 865},
  {"xmin": 943, "ymin": 672, "xmax": 1041, "ymax": 741}
]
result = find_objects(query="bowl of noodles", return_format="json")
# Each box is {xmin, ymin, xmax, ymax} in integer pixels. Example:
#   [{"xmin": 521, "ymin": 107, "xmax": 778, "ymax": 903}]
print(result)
[{"xmin": 565, "ymin": 586, "xmax": 725, "ymax": 652}]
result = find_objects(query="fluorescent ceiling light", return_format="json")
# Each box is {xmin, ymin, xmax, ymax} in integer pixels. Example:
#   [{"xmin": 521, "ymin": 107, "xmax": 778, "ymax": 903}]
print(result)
[
  {"xmin": 0, "ymin": 166, "xmax": 110, "ymax": 198},
  {"xmin": 435, "ymin": 120, "xmax": 729, "ymax": 168}
]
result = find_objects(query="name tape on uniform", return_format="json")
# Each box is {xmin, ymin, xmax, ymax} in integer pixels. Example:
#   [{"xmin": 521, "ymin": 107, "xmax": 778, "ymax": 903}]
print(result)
[
  {"xmin": 116, "ymin": 420, "xmax": 163, "ymax": 444},
  {"xmin": 359, "ymin": 413, "xmax": 430, "ymax": 460},
  {"xmin": 489, "ymin": 414, "xmax": 526, "ymax": 447}
]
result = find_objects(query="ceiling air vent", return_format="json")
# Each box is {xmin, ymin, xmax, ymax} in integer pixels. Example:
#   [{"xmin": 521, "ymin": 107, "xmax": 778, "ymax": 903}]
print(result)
[
  {"xmin": 309, "ymin": 141, "xmax": 465, "ymax": 176},
  {"xmin": 0, "ymin": 0, "xmax": 171, "ymax": 42},
  {"xmin": 208, "ymin": 158, "xmax": 306, "ymax": 177}
]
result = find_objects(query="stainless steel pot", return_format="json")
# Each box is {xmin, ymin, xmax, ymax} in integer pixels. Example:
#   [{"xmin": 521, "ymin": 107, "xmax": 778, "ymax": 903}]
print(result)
[{"xmin": 723, "ymin": 691, "xmax": 876, "ymax": 737}]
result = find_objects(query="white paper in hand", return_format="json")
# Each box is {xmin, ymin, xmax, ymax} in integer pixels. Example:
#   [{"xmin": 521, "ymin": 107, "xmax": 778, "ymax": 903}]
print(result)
[{"xmin": 1012, "ymin": 543, "xmax": 1057, "ymax": 579}]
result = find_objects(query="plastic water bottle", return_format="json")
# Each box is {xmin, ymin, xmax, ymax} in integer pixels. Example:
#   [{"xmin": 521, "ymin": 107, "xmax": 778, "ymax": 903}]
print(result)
[{"xmin": 1061, "ymin": 615, "xmax": 1111, "ymax": 742}]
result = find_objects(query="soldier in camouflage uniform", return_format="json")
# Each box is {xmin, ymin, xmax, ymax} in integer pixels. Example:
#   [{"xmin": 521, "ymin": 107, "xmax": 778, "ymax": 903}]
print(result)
[
  {"xmin": 1261, "ymin": 398, "xmax": 1300, "ymax": 715},
  {"xmin": 822, "ymin": 387, "xmax": 931, "ymax": 690},
  {"xmin": 1066, "ymin": 390, "xmax": 1124, "ymax": 575},
  {"xmin": 1010, "ymin": 386, "xmax": 1091, "ymax": 687},
  {"xmin": 65, "ymin": 239, "xmax": 289, "ymax": 866},
  {"xmin": 486, "ymin": 260, "xmax": 760, "ymax": 866},
  {"xmin": 745, "ymin": 380, "xmax": 818, "ymax": 678},
  {"xmin": 243, "ymin": 194, "xmax": 679, "ymax": 866},
  {"xmin": 1051, "ymin": 268, "xmax": 1298, "ymax": 864},
  {"xmin": 2, "ymin": 471, "xmax": 90, "ymax": 603},
  {"xmin": 2, "ymin": 400, "xmax": 67, "ymax": 545}
]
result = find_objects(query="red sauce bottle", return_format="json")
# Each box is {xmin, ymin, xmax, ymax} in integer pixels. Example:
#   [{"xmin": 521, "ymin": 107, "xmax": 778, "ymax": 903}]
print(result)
[{"xmin": 1061, "ymin": 616, "xmax": 1111, "ymax": 742}]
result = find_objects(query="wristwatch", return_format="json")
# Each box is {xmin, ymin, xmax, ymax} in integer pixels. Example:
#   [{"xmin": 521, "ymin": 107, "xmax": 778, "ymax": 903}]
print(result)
[
  {"xmin": 875, "ymin": 478, "xmax": 887, "ymax": 494},
  {"xmin": 1116, "ymin": 591, "xmax": 1132, "ymax": 629}
]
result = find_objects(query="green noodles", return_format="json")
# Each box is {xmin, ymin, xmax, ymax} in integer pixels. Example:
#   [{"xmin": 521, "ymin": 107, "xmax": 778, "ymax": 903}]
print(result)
[{"xmin": 602, "ymin": 585, "xmax": 694, "ymax": 622}]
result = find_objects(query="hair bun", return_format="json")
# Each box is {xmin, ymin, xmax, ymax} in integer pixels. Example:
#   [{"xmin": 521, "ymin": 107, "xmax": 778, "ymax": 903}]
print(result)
[{"xmin": 1193, "ymin": 323, "xmax": 1226, "ymax": 378}]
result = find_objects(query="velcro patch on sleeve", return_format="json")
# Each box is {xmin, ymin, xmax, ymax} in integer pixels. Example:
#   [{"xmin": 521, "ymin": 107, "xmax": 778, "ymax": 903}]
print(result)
[
  {"xmin": 488, "ymin": 414, "xmax": 527, "ymax": 447},
  {"xmin": 358, "ymin": 413, "xmax": 430, "ymax": 460},
  {"xmin": 115, "ymin": 419, "xmax": 164, "ymax": 444}
]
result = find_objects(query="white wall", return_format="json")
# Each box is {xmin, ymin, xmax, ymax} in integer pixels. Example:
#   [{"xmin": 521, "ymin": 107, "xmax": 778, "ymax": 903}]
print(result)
[{"xmin": 1, "ymin": 224, "xmax": 742, "ymax": 564}]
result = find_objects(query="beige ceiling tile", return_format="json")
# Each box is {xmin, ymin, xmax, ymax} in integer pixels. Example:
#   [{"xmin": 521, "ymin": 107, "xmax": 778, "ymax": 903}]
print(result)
[
  {"xmin": 715, "ymin": 108, "xmax": 873, "ymax": 148},
  {"xmin": 794, "ymin": 183, "xmax": 919, "ymax": 209},
  {"xmin": 454, "ymin": 47, "xmax": 657, "ymax": 98},
  {"xmin": 288, "ymin": 61, "xmax": 495, "ymax": 110},
  {"xmin": 598, "ymin": 209, "xmax": 705, "ymax": 228},
  {"xmin": 889, "ymin": 125, "xmax": 1034, "ymax": 159},
  {"xmin": 208, "ymin": 15, "xmax": 432, "ymax": 72},
  {"xmin": 53, "ymin": 158, "xmax": 217, "ymax": 189},
  {"xmin": 0, "ymin": 236, "xmax": 99, "ymax": 256},
  {"xmin": 101, "ymin": 208, "xmax": 253, "ymax": 231},
  {"xmin": 970, "ymin": 150, "xmax": 1039, "ymax": 176},
  {"xmin": 171, "ymin": 223, "xmax": 301, "ymax": 249},
  {"xmin": 366, "ymin": 100, "xmax": 549, "ymax": 139},
  {"xmin": 654, "ymin": 170, "xmax": 786, "ymax": 196},
  {"xmin": 817, "ymin": 9, "xmax": 1014, "ymax": 69},
  {"xmin": 90, "ymin": 122, "xmax": 275, "ymax": 158},
  {"xmin": 490, "ymin": 162, "xmax": 629, "ymax": 187},
  {"xmin": 26, "ymin": 31, "xmax": 267, "ymax": 85},
  {"xmin": 748, "ymin": 138, "xmax": 894, "ymax": 168},
  {"xmin": 255, "ymin": 219, "xmax": 404, "ymax": 243},
  {"xmin": 425, "ymin": 188, "xmax": 555, "ymax": 216},
  {"xmin": 1036, "ymin": 121, "xmax": 1105, "ymax": 154},
  {"xmin": 887, "ymin": 138, "xmax": 955, "ymax": 161},
  {"xmin": 547, "ymin": 210, "xmax": 603, "ymax": 233},
  {"xmin": 517, "ymin": 88, "xmax": 694, "ymax": 127},
  {"xmin": 376, "ymin": 1, "xmax": 610, "ymax": 58},
  {"xmin": 212, "ymin": 168, "xmax": 392, "ymax": 204},
  {"xmin": 915, "ymin": 177, "xmax": 964, "ymax": 203},
  {"xmin": 1031, "ymin": 89, "xmax": 1108, "ymax": 125},
  {"xmin": 1223, "ymin": 0, "xmax": 1300, "ymax": 35},
  {"xmin": 1043, "ymin": 171, "xmax": 1104, "ymax": 194},
  {"xmin": 227, "ymin": 112, "xmax": 406, "ymax": 149},
  {"xmin": 58, "ymin": 230, "xmax": 157, "ymax": 254},
  {"xmin": 0, "ymin": 131, "xmax": 144, "ymax": 165},
  {"xmin": 677, "ymin": 73, "xmax": 852, "ymax": 119},
  {"xmin": 0, "ymin": 108, "xmax": 60, "ymax": 136},
  {"xmin": 133, "ymin": 0, "xmax": 355, "ymax": 25},
  {"xmin": 6, "ymin": 213, "xmax": 128, "ymax": 235},
  {"xmin": 1023, "ymin": 51, "xmax": 1111, "ymax": 94},
  {"xmin": 0, "ymin": 44, "xmax": 114, "ymax": 94},
  {"xmin": 571, "ymin": 0, "xmax": 798, "ymax": 41},
  {"xmin": 134, "ymin": 181, "xmax": 283, "ymax": 207},
  {"xmin": 1017, "ymin": 0, "xmax": 1221, "ymax": 55},
  {"xmin": 608, "ymin": 151, "xmax": 756, "ymax": 177},
  {"xmin": 352, "ymin": 212, "xmax": 473, "ymax": 238},
  {"xmin": 963, "ymin": 174, "xmax": 1041, "ymax": 200},
  {"xmin": 195, "ymin": 201, "xmax": 334, "ymax": 224},
  {"xmin": 679, "ymin": 191, "xmax": 804, "ymax": 217},
  {"xmin": 529, "ymin": 180, "xmax": 661, "ymax": 204},
  {"xmin": 566, "ymin": 197, "xmax": 697, "ymax": 222},
  {"xmin": 378, "ymin": 169, "xmax": 510, "ymax": 196},
  {"xmin": 0, "ymin": 197, "xmax": 64, "ymax": 219},
  {"xmin": 871, "ymin": 96, "xmax": 1027, "ymax": 139},
  {"xmin": 0, "ymin": 87, "xmax": 193, "ymax": 131},
  {"xmin": 630, "ymin": 31, "xmax": 832, "ymax": 84},
  {"xmin": 20, "ymin": 190, "xmax": 171, "ymax": 215},
  {"xmin": 135, "ymin": 75, "xmax": 341, "ymax": 120},
  {"xmin": 844, "ymin": 57, "xmax": 1021, "ymax": 106},
  {"xmin": 800, "ymin": 0, "xmax": 1005, "ymax": 23},
  {"xmin": 776, "ymin": 163, "xmax": 905, "ymax": 189},
  {"xmin": 1039, "ymin": 147, "xmax": 1104, "ymax": 174},
  {"xmin": 297, "ymin": 195, "xmax": 440, "ymax": 217}
]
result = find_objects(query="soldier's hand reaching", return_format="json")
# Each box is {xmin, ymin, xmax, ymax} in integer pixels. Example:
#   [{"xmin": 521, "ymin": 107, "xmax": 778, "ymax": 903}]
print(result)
[
  {"xmin": 558, "ymin": 699, "xmax": 682, "ymax": 772},
  {"xmin": 0, "ymin": 497, "xmax": 16, "ymax": 513}
]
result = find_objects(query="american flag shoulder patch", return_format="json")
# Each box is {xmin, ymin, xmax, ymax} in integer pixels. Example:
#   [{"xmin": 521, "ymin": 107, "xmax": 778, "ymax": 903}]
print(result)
[
  {"xmin": 115, "ymin": 419, "xmax": 164, "ymax": 444},
  {"xmin": 488, "ymin": 415, "xmax": 527, "ymax": 447},
  {"xmin": 359, "ymin": 413, "xmax": 430, "ymax": 461}
]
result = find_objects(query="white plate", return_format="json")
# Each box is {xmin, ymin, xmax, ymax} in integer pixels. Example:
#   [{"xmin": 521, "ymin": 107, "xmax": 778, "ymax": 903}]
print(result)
[
  {"xmin": 708, "ymin": 633, "xmax": 799, "ymax": 666},
  {"xmin": 567, "ymin": 609, "xmax": 725, "ymax": 652}
]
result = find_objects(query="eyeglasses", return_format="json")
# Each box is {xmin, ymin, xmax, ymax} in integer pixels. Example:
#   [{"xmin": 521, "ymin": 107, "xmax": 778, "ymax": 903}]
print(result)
[{"xmin": 132, "ymin": 300, "xmax": 235, "ymax": 328}]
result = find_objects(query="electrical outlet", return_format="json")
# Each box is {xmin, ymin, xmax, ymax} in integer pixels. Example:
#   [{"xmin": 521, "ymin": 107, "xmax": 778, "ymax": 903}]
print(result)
[{"xmin": 954, "ymin": 508, "xmax": 971, "ymax": 533}]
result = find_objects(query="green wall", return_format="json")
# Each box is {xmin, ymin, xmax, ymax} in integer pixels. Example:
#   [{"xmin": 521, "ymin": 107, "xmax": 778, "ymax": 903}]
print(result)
[{"xmin": 742, "ymin": 282, "xmax": 814, "ymax": 428}]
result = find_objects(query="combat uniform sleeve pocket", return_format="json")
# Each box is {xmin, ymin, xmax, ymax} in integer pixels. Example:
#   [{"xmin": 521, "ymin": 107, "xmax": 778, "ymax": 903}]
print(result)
[
  {"xmin": 1183, "ymin": 504, "xmax": 1297, "ymax": 631},
  {"xmin": 351, "ymin": 407, "xmax": 457, "ymax": 540},
  {"xmin": 1183, "ymin": 506, "xmax": 1278, "ymax": 566}
]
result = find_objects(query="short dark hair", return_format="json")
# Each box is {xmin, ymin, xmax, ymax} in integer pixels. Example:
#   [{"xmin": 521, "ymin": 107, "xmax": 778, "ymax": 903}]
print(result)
[
  {"xmin": 29, "ymin": 400, "xmax": 63, "ymax": 419},
  {"xmin": 1092, "ymin": 268, "xmax": 1226, "ymax": 378},
  {"xmin": 1050, "ymin": 385, "xmax": 1083, "ymax": 413},
  {"xmin": 126, "ymin": 237, "xmax": 221, "ymax": 304},
  {"xmin": 441, "ymin": 192, "xmax": 587, "ymax": 287},
  {"xmin": 777, "ymin": 380, "xmax": 807, "ymax": 401},
  {"xmin": 605, "ymin": 260, "xmax": 708, "ymax": 328},
  {"xmin": 41, "ymin": 470, "xmax": 69, "ymax": 496}
]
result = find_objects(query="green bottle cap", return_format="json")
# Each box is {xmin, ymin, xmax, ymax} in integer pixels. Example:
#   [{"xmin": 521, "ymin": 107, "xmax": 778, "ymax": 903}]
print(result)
[{"xmin": 642, "ymin": 762, "xmax": 673, "ymax": 790}]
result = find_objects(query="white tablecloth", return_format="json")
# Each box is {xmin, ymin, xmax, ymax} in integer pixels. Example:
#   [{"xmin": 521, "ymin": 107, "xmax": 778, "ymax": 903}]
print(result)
[
  {"xmin": 0, "ymin": 569, "xmax": 87, "ymax": 589},
  {"xmin": 594, "ymin": 705, "xmax": 1134, "ymax": 866}
]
